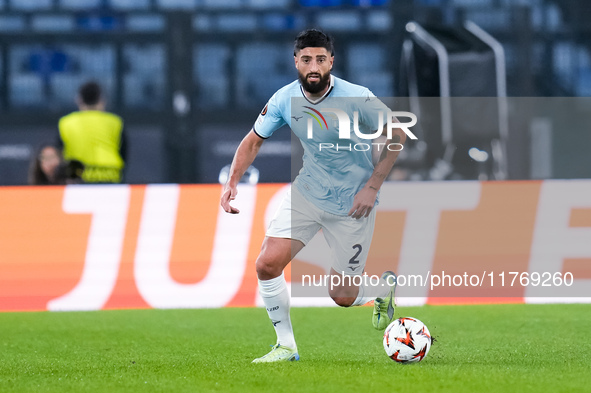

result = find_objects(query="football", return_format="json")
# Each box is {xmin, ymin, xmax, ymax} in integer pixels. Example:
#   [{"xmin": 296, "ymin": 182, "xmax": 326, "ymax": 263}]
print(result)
[{"xmin": 383, "ymin": 317, "xmax": 432, "ymax": 363}]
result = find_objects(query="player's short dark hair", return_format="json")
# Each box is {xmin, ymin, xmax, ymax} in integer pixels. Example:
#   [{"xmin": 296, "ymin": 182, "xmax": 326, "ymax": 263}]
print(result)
[
  {"xmin": 78, "ymin": 81, "xmax": 102, "ymax": 106},
  {"xmin": 294, "ymin": 29, "xmax": 334, "ymax": 56}
]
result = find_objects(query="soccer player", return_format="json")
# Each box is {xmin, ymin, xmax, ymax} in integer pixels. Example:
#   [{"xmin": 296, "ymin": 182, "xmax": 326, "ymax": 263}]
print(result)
[{"xmin": 221, "ymin": 29, "xmax": 407, "ymax": 363}]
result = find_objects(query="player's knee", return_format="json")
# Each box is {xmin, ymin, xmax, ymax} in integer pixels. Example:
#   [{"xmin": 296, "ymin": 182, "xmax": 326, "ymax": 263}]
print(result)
[
  {"xmin": 255, "ymin": 256, "xmax": 282, "ymax": 280},
  {"xmin": 331, "ymin": 295, "xmax": 355, "ymax": 308},
  {"xmin": 329, "ymin": 286, "xmax": 355, "ymax": 307},
  {"xmin": 328, "ymin": 279, "xmax": 357, "ymax": 307}
]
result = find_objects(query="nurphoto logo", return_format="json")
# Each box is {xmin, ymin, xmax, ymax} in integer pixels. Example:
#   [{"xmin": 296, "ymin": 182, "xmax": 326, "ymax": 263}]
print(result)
[{"xmin": 305, "ymin": 109, "xmax": 419, "ymax": 152}]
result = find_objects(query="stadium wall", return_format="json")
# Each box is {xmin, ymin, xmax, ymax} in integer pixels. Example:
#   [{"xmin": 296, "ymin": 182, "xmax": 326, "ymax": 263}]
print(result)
[{"xmin": 0, "ymin": 180, "xmax": 590, "ymax": 312}]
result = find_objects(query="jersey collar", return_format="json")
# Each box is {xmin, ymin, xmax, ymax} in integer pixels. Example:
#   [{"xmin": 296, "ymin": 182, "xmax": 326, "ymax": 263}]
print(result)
[{"xmin": 300, "ymin": 75, "xmax": 335, "ymax": 105}]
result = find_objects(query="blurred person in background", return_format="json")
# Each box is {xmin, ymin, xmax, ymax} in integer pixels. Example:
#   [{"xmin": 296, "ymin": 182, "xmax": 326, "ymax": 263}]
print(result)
[
  {"xmin": 28, "ymin": 144, "xmax": 63, "ymax": 185},
  {"xmin": 57, "ymin": 81, "xmax": 127, "ymax": 183},
  {"xmin": 28, "ymin": 144, "xmax": 84, "ymax": 185}
]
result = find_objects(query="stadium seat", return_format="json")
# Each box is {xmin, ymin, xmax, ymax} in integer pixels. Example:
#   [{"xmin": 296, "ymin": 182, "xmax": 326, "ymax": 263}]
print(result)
[
  {"xmin": 247, "ymin": 0, "xmax": 290, "ymax": 9},
  {"xmin": 109, "ymin": 0, "xmax": 150, "ymax": 9},
  {"xmin": 9, "ymin": 0, "xmax": 51, "ymax": 11},
  {"xmin": 451, "ymin": 0, "xmax": 492, "ymax": 6},
  {"xmin": 31, "ymin": 15, "xmax": 75, "ymax": 32},
  {"xmin": 348, "ymin": 44, "xmax": 393, "ymax": 96},
  {"xmin": 50, "ymin": 74, "xmax": 87, "ymax": 106},
  {"xmin": 202, "ymin": 0, "xmax": 243, "ymax": 8},
  {"xmin": 59, "ymin": 0, "xmax": 101, "ymax": 10},
  {"xmin": 217, "ymin": 14, "xmax": 257, "ymax": 31},
  {"xmin": 123, "ymin": 74, "xmax": 165, "ymax": 108},
  {"xmin": 10, "ymin": 75, "xmax": 44, "ymax": 107},
  {"xmin": 124, "ymin": 45, "xmax": 164, "ymax": 76},
  {"xmin": 126, "ymin": 15, "xmax": 165, "ymax": 31},
  {"xmin": 194, "ymin": 45, "xmax": 230, "ymax": 107},
  {"xmin": 122, "ymin": 45, "xmax": 165, "ymax": 108},
  {"xmin": 74, "ymin": 46, "xmax": 115, "ymax": 74},
  {"xmin": 156, "ymin": 0, "xmax": 197, "ymax": 9},
  {"xmin": 316, "ymin": 12, "xmax": 362, "ymax": 31},
  {"xmin": 235, "ymin": 44, "xmax": 293, "ymax": 106}
]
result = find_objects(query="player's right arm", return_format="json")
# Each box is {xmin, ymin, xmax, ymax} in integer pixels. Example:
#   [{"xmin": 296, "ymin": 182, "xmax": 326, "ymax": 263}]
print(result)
[
  {"xmin": 220, "ymin": 129, "xmax": 265, "ymax": 214},
  {"xmin": 222, "ymin": 90, "xmax": 286, "ymax": 213}
]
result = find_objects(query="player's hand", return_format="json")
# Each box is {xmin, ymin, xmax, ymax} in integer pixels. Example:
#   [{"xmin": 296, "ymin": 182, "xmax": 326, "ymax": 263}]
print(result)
[
  {"xmin": 221, "ymin": 183, "xmax": 240, "ymax": 214},
  {"xmin": 348, "ymin": 185, "xmax": 378, "ymax": 219}
]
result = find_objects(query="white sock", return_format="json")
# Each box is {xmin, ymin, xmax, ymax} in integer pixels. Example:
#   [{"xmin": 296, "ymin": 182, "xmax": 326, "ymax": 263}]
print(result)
[
  {"xmin": 351, "ymin": 276, "xmax": 392, "ymax": 306},
  {"xmin": 259, "ymin": 273, "xmax": 297, "ymax": 350}
]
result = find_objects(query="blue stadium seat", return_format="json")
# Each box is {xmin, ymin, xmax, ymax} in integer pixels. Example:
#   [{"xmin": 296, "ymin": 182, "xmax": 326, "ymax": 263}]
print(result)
[
  {"xmin": 415, "ymin": 0, "xmax": 444, "ymax": 5},
  {"xmin": 60, "ymin": 0, "xmax": 102, "ymax": 10},
  {"xmin": 500, "ymin": 0, "xmax": 541, "ymax": 5},
  {"xmin": 366, "ymin": 10, "xmax": 391, "ymax": 31},
  {"xmin": 156, "ymin": 0, "xmax": 198, "ymax": 9},
  {"xmin": 316, "ymin": 12, "xmax": 362, "ymax": 31},
  {"xmin": 123, "ymin": 45, "xmax": 164, "ymax": 76},
  {"xmin": 0, "ymin": 16, "xmax": 25, "ymax": 32},
  {"xmin": 247, "ymin": 0, "xmax": 289, "ymax": 9},
  {"xmin": 464, "ymin": 9, "xmax": 511, "ymax": 30},
  {"xmin": 10, "ymin": 75, "xmax": 44, "ymax": 107},
  {"xmin": 69, "ymin": 45, "xmax": 115, "ymax": 74},
  {"xmin": 194, "ymin": 45, "xmax": 230, "ymax": 107},
  {"xmin": 50, "ymin": 74, "xmax": 89, "ymax": 106},
  {"xmin": 351, "ymin": 0, "xmax": 388, "ymax": 5},
  {"xmin": 544, "ymin": 3, "xmax": 563, "ymax": 31},
  {"xmin": 553, "ymin": 42, "xmax": 574, "ymax": 83},
  {"xmin": 451, "ymin": 0, "xmax": 492, "ymax": 7},
  {"xmin": 348, "ymin": 44, "xmax": 393, "ymax": 96},
  {"xmin": 348, "ymin": 44, "xmax": 384, "ymax": 73},
  {"xmin": 109, "ymin": 0, "xmax": 150, "ymax": 10},
  {"xmin": 127, "ymin": 15, "xmax": 165, "ymax": 31},
  {"xmin": 202, "ymin": 0, "xmax": 242, "ymax": 8},
  {"xmin": 123, "ymin": 74, "xmax": 165, "ymax": 108},
  {"xmin": 217, "ymin": 15, "xmax": 257, "ymax": 31},
  {"xmin": 9, "ymin": 0, "xmax": 51, "ymax": 11},
  {"xmin": 31, "ymin": 15, "xmax": 76, "ymax": 32},
  {"xmin": 299, "ymin": 0, "xmax": 343, "ymax": 6},
  {"xmin": 195, "ymin": 75, "xmax": 230, "ymax": 108},
  {"xmin": 578, "ymin": 70, "xmax": 591, "ymax": 96},
  {"xmin": 235, "ymin": 43, "xmax": 293, "ymax": 106},
  {"xmin": 122, "ymin": 45, "xmax": 166, "ymax": 108}
]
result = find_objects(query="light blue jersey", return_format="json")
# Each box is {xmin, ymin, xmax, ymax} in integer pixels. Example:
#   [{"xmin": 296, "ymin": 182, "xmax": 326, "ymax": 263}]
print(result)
[{"xmin": 253, "ymin": 75, "xmax": 391, "ymax": 216}]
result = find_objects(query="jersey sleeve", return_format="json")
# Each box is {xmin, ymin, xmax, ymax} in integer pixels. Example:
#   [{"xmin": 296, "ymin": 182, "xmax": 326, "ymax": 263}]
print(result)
[
  {"xmin": 252, "ymin": 93, "xmax": 287, "ymax": 139},
  {"xmin": 358, "ymin": 89, "xmax": 392, "ymax": 132}
]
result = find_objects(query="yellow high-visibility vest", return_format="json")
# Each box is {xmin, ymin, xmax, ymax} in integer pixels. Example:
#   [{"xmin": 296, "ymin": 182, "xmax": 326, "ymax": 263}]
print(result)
[{"xmin": 59, "ymin": 110, "xmax": 125, "ymax": 183}]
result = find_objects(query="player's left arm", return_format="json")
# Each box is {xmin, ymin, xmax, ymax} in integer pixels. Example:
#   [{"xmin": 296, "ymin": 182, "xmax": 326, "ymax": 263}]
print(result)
[{"xmin": 348, "ymin": 116, "xmax": 406, "ymax": 219}]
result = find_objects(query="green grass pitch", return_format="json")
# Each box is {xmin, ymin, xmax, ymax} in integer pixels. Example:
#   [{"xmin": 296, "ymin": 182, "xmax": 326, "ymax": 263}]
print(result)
[{"xmin": 0, "ymin": 304, "xmax": 590, "ymax": 392}]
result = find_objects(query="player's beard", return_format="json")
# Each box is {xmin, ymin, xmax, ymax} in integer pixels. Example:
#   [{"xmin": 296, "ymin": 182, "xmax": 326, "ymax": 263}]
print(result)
[{"xmin": 298, "ymin": 71, "xmax": 331, "ymax": 95}]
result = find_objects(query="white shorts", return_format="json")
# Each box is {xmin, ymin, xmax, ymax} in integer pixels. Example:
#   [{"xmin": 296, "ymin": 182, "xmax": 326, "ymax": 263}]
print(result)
[{"xmin": 266, "ymin": 186, "xmax": 376, "ymax": 275}]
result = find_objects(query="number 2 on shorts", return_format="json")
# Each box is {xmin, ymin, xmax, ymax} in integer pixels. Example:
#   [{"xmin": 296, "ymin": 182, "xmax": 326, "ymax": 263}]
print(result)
[{"xmin": 349, "ymin": 244, "xmax": 362, "ymax": 264}]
